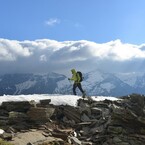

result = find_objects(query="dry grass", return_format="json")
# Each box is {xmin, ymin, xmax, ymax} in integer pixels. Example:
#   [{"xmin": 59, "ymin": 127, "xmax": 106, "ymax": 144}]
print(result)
[{"xmin": 0, "ymin": 139, "xmax": 14, "ymax": 145}]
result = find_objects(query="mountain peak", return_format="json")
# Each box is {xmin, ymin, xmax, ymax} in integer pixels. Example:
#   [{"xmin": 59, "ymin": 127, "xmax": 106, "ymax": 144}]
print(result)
[{"xmin": 0, "ymin": 71, "xmax": 145, "ymax": 96}]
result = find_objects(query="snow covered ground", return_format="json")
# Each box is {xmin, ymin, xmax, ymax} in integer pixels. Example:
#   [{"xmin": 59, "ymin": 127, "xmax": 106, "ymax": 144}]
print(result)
[{"xmin": 0, "ymin": 94, "xmax": 119, "ymax": 107}]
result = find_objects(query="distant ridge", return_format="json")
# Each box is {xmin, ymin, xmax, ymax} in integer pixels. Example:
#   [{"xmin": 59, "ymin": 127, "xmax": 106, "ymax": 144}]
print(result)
[{"xmin": 0, "ymin": 70, "xmax": 145, "ymax": 96}]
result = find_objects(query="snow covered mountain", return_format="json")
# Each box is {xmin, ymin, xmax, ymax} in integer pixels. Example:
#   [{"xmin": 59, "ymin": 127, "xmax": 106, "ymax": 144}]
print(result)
[
  {"xmin": 0, "ymin": 70, "xmax": 145, "ymax": 96},
  {"xmin": 115, "ymin": 72, "xmax": 145, "ymax": 94},
  {"xmin": 0, "ymin": 73, "xmax": 69, "ymax": 96},
  {"xmin": 83, "ymin": 70, "xmax": 134, "ymax": 96}
]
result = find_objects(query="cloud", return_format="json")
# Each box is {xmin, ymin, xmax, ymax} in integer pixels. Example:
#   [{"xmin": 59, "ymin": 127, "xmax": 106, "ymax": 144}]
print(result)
[
  {"xmin": 45, "ymin": 18, "xmax": 60, "ymax": 26},
  {"xmin": 0, "ymin": 38, "xmax": 145, "ymax": 74},
  {"xmin": 40, "ymin": 55, "xmax": 47, "ymax": 62},
  {"xmin": 87, "ymin": 40, "xmax": 145, "ymax": 61},
  {"xmin": 0, "ymin": 39, "xmax": 32, "ymax": 61}
]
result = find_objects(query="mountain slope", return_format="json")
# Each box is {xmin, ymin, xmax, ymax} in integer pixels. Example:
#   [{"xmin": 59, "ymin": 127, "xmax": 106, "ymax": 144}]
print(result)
[
  {"xmin": 0, "ymin": 70, "xmax": 145, "ymax": 96},
  {"xmin": 0, "ymin": 73, "xmax": 67, "ymax": 95},
  {"xmin": 83, "ymin": 70, "xmax": 134, "ymax": 96}
]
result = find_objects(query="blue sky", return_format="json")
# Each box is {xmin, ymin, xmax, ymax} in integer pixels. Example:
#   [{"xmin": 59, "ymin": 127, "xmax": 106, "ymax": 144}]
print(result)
[
  {"xmin": 1, "ymin": 0, "xmax": 145, "ymax": 75},
  {"xmin": 1, "ymin": 0, "xmax": 145, "ymax": 44}
]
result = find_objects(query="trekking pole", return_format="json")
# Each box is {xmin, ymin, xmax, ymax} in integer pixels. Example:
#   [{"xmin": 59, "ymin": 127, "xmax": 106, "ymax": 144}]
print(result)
[{"xmin": 68, "ymin": 79, "xmax": 73, "ymax": 95}]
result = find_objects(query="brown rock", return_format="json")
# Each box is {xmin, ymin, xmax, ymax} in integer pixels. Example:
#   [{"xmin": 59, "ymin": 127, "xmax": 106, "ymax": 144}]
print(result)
[{"xmin": 27, "ymin": 107, "xmax": 55, "ymax": 122}]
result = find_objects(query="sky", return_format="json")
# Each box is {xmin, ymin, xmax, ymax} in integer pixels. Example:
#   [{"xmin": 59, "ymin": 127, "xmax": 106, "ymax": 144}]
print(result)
[{"xmin": 1, "ymin": 0, "xmax": 145, "ymax": 75}]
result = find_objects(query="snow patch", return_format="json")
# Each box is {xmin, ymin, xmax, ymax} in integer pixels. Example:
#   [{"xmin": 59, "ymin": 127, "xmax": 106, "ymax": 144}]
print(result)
[
  {"xmin": 0, "ymin": 94, "xmax": 120, "ymax": 107},
  {"xmin": 92, "ymin": 96, "xmax": 119, "ymax": 101},
  {"xmin": 0, "ymin": 129, "xmax": 4, "ymax": 134},
  {"xmin": 100, "ymin": 83, "xmax": 115, "ymax": 92},
  {"xmin": 15, "ymin": 80, "xmax": 36, "ymax": 94},
  {"xmin": 116, "ymin": 72, "xmax": 144, "ymax": 86}
]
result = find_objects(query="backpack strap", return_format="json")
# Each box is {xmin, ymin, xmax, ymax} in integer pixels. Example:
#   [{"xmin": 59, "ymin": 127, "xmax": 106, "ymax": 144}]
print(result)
[{"xmin": 76, "ymin": 72, "xmax": 81, "ymax": 82}]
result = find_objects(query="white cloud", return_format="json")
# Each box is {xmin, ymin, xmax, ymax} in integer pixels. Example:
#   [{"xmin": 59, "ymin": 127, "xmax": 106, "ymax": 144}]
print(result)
[
  {"xmin": 0, "ymin": 39, "xmax": 32, "ymax": 61},
  {"xmin": 45, "ymin": 18, "xmax": 60, "ymax": 26},
  {"xmin": 40, "ymin": 55, "xmax": 47, "ymax": 62},
  {"xmin": 81, "ymin": 39, "xmax": 145, "ymax": 61},
  {"xmin": 0, "ymin": 38, "xmax": 145, "ymax": 74}
]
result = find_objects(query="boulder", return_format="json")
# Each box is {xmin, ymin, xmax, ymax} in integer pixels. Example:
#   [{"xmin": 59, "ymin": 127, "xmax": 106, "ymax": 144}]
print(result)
[
  {"xmin": 27, "ymin": 107, "xmax": 55, "ymax": 122},
  {"xmin": 1, "ymin": 101, "xmax": 31, "ymax": 112},
  {"xmin": 40, "ymin": 99, "xmax": 51, "ymax": 106}
]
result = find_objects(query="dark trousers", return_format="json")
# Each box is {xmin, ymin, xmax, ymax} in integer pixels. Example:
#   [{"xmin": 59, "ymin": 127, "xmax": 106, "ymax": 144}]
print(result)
[{"xmin": 73, "ymin": 82, "xmax": 84, "ymax": 95}]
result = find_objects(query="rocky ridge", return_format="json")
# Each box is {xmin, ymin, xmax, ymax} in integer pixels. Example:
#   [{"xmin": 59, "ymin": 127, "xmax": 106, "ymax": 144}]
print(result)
[{"xmin": 0, "ymin": 94, "xmax": 145, "ymax": 145}]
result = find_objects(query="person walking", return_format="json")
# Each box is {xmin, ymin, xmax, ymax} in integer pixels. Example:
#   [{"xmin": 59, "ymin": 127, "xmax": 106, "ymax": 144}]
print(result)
[{"xmin": 68, "ymin": 69, "xmax": 85, "ymax": 97}]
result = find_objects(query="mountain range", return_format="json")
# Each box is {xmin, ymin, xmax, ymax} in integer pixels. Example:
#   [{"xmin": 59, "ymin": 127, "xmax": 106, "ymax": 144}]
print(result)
[{"xmin": 0, "ymin": 70, "xmax": 145, "ymax": 97}]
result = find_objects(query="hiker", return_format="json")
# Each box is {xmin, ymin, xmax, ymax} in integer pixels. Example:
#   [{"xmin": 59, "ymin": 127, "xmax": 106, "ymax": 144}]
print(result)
[{"xmin": 68, "ymin": 69, "xmax": 85, "ymax": 97}]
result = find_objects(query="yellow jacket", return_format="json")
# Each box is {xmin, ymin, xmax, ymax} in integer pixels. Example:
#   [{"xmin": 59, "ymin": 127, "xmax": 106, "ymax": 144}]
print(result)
[{"xmin": 70, "ymin": 69, "xmax": 80, "ymax": 83}]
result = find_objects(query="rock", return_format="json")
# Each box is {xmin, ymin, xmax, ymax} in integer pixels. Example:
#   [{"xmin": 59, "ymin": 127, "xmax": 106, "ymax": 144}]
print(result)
[
  {"xmin": 40, "ymin": 99, "xmax": 51, "ymax": 106},
  {"xmin": 29, "ymin": 100, "xmax": 37, "ymax": 108},
  {"xmin": 0, "ymin": 118, "xmax": 9, "ymax": 126},
  {"xmin": 8, "ymin": 111, "xmax": 29, "ymax": 125},
  {"xmin": 1, "ymin": 101, "xmax": 31, "ymax": 112},
  {"xmin": 1, "ymin": 94, "xmax": 145, "ymax": 145},
  {"xmin": 107, "ymin": 126, "xmax": 123, "ymax": 134},
  {"xmin": 62, "ymin": 106, "xmax": 81, "ymax": 123},
  {"xmin": 8, "ymin": 130, "xmax": 63, "ymax": 145},
  {"xmin": 27, "ymin": 143, "xmax": 33, "ymax": 145},
  {"xmin": 9, "ymin": 111, "xmax": 28, "ymax": 119},
  {"xmin": 81, "ymin": 113, "xmax": 91, "ymax": 122},
  {"xmin": 92, "ymin": 102, "xmax": 109, "ymax": 109},
  {"xmin": 81, "ymin": 141, "xmax": 93, "ymax": 145},
  {"xmin": 129, "ymin": 94, "xmax": 145, "ymax": 116},
  {"xmin": 112, "ymin": 136, "xmax": 122, "ymax": 143},
  {"xmin": 0, "ymin": 109, "xmax": 8, "ymax": 116},
  {"xmin": 51, "ymin": 131, "xmax": 68, "ymax": 141},
  {"xmin": 129, "ymin": 94, "xmax": 144, "ymax": 107},
  {"xmin": 1, "ymin": 132, "xmax": 12, "ymax": 140},
  {"xmin": 91, "ymin": 107, "xmax": 102, "ymax": 116},
  {"xmin": 78, "ymin": 122, "xmax": 92, "ymax": 125},
  {"xmin": 6, "ymin": 127, "xmax": 17, "ymax": 133},
  {"xmin": 27, "ymin": 107, "xmax": 55, "ymax": 122},
  {"xmin": 68, "ymin": 136, "xmax": 82, "ymax": 145}
]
